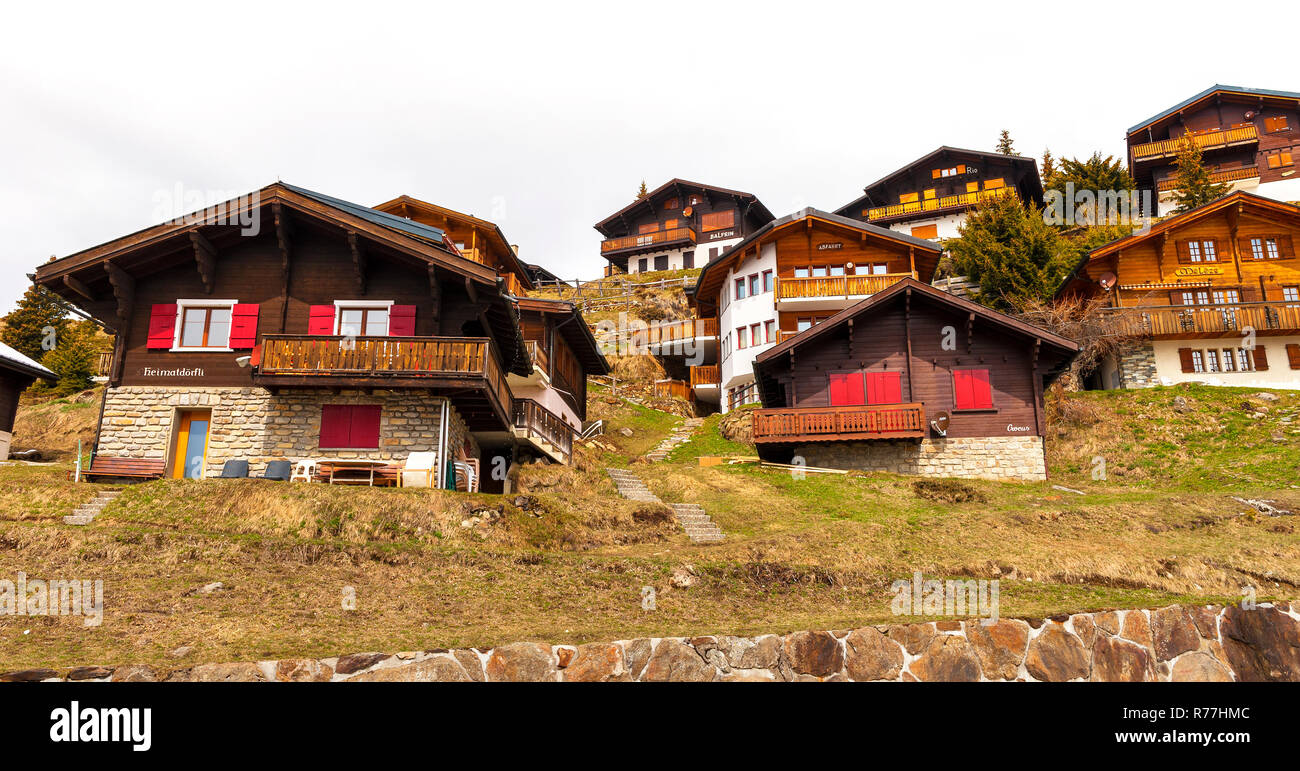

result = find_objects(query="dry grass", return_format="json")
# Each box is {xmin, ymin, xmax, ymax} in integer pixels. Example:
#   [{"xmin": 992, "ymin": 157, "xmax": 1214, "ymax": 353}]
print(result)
[{"xmin": 11, "ymin": 387, "xmax": 101, "ymax": 459}]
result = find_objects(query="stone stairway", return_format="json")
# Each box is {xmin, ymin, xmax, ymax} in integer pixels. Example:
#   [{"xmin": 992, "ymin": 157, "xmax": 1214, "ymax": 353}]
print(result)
[
  {"xmin": 605, "ymin": 468, "xmax": 724, "ymax": 543},
  {"xmin": 63, "ymin": 488, "xmax": 123, "ymax": 526},
  {"xmin": 644, "ymin": 417, "xmax": 704, "ymax": 462}
]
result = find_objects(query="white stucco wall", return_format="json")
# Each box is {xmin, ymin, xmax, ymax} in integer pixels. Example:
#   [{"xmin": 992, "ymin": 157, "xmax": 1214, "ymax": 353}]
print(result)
[
  {"xmin": 886, "ymin": 212, "xmax": 967, "ymax": 241},
  {"xmin": 1149, "ymin": 336, "xmax": 1300, "ymax": 390},
  {"xmin": 717, "ymin": 242, "xmax": 778, "ymax": 412},
  {"xmin": 623, "ymin": 234, "xmax": 744, "ymax": 273}
]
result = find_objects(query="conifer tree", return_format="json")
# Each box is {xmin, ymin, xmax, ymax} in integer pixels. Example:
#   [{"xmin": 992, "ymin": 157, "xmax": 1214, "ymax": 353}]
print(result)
[
  {"xmin": 996, "ymin": 129, "xmax": 1016, "ymax": 155},
  {"xmin": 635, "ymin": 180, "xmax": 649, "ymax": 199},
  {"xmin": 1, "ymin": 281, "xmax": 68, "ymax": 361},
  {"xmin": 1169, "ymin": 134, "xmax": 1231, "ymax": 213},
  {"xmin": 948, "ymin": 194, "xmax": 1073, "ymax": 311}
]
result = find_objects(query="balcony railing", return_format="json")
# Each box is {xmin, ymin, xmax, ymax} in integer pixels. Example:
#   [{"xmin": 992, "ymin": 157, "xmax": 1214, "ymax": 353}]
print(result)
[
  {"xmin": 524, "ymin": 339, "xmax": 549, "ymax": 375},
  {"xmin": 776, "ymin": 272, "xmax": 914, "ymax": 301},
  {"xmin": 752, "ymin": 403, "xmax": 926, "ymax": 443},
  {"xmin": 646, "ymin": 317, "xmax": 718, "ymax": 346},
  {"xmin": 95, "ymin": 351, "xmax": 113, "ymax": 377},
  {"xmin": 500, "ymin": 271, "xmax": 528, "ymax": 297},
  {"xmin": 865, "ymin": 186, "xmax": 1015, "ymax": 221},
  {"xmin": 690, "ymin": 364, "xmax": 720, "ymax": 386},
  {"xmin": 256, "ymin": 334, "xmax": 512, "ymax": 420},
  {"xmin": 512, "ymin": 398, "xmax": 573, "ymax": 461},
  {"xmin": 600, "ymin": 227, "xmax": 696, "ymax": 254},
  {"xmin": 654, "ymin": 379, "xmax": 692, "ymax": 400},
  {"xmin": 1101, "ymin": 302, "xmax": 1300, "ymax": 338},
  {"xmin": 1156, "ymin": 165, "xmax": 1260, "ymax": 192},
  {"xmin": 1132, "ymin": 125, "xmax": 1259, "ymax": 161}
]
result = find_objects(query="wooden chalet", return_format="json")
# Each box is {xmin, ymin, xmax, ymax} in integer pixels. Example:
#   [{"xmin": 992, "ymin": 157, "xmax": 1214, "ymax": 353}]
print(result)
[
  {"xmin": 0, "ymin": 342, "xmax": 58, "ymax": 461},
  {"xmin": 31, "ymin": 183, "xmax": 607, "ymax": 488},
  {"xmin": 1059, "ymin": 191, "xmax": 1300, "ymax": 390},
  {"xmin": 835, "ymin": 147, "xmax": 1043, "ymax": 241},
  {"xmin": 750, "ymin": 278, "xmax": 1077, "ymax": 481},
  {"xmin": 594, "ymin": 179, "xmax": 774, "ymax": 274},
  {"xmin": 1125, "ymin": 85, "xmax": 1300, "ymax": 216}
]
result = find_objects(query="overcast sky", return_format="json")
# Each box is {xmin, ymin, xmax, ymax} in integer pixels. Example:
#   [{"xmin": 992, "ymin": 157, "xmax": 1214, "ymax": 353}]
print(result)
[{"xmin": 1, "ymin": 0, "xmax": 1293, "ymax": 312}]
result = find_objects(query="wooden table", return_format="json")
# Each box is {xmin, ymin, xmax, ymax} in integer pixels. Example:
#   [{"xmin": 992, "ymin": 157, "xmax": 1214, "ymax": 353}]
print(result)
[{"xmin": 318, "ymin": 460, "xmax": 394, "ymax": 487}]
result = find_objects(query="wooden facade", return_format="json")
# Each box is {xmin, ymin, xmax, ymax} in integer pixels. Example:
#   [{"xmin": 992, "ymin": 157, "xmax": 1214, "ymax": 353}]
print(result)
[
  {"xmin": 0, "ymin": 344, "xmax": 58, "ymax": 459},
  {"xmin": 1126, "ymin": 86, "xmax": 1300, "ymax": 208},
  {"xmin": 751, "ymin": 279, "xmax": 1077, "ymax": 454}
]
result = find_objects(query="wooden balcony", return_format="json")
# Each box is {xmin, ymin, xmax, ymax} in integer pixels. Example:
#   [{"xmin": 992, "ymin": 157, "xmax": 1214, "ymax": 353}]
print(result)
[
  {"xmin": 525, "ymin": 339, "xmax": 549, "ymax": 375},
  {"xmin": 1156, "ymin": 165, "xmax": 1260, "ymax": 192},
  {"xmin": 512, "ymin": 398, "xmax": 573, "ymax": 463},
  {"xmin": 601, "ymin": 227, "xmax": 696, "ymax": 255},
  {"xmin": 776, "ymin": 272, "xmax": 914, "ymax": 304},
  {"xmin": 654, "ymin": 379, "xmax": 692, "ymax": 400},
  {"xmin": 1132, "ymin": 125, "xmax": 1258, "ymax": 162},
  {"xmin": 647, "ymin": 317, "xmax": 719, "ymax": 346},
  {"xmin": 690, "ymin": 364, "xmax": 720, "ymax": 386},
  {"xmin": 865, "ymin": 187, "xmax": 1015, "ymax": 222},
  {"xmin": 500, "ymin": 271, "xmax": 528, "ymax": 297},
  {"xmin": 1101, "ymin": 302, "xmax": 1300, "ymax": 339},
  {"xmin": 254, "ymin": 335, "xmax": 512, "ymax": 427},
  {"xmin": 752, "ymin": 403, "xmax": 926, "ymax": 444}
]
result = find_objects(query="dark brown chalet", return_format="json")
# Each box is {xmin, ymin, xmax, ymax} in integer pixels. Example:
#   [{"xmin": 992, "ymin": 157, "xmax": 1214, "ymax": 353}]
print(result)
[
  {"xmin": 1126, "ymin": 85, "xmax": 1300, "ymax": 216},
  {"xmin": 31, "ymin": 183, "xmax": 606, "ymax": 489},
  {"xmin": 0, "ymin": 342, "xmax": 58, "ymax": 461},
  {"xmin": 835, "ymin": 147, "xmax": 1043, "ymax": 241},
  {"xmin": 751, "ymin": 279, "xmax": 1077, "ymax": 481},
  {"xmin": 595, "ymin": 179, "xmax": 774, "ymax": 275}
]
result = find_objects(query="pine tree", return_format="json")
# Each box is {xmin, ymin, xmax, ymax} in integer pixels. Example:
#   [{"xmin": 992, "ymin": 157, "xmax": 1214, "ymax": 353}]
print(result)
[
  {"xmin": 1047, "ymin": 152, "xmax": 1135, "ymax": 195},
  {"xmin": 1169, "ymin": 134, "xmax": 1231, "ymax": 213},
  {"xmin": 996, "ymin": 130, "xmax": 1016, "ymax": 155},
  {"xmin": 1041, "ymin": 149, "xmax": 1057, "ymax": 188},
  {"xmin": 36, "ymin": 319, "xmax": 100, "ymax": 395},
  {"xmin": 948, "ymin": 193, "xmax": 1074, "ymax": 311},
  {"xmin": 635, "ymin": 180, "xmax": 649, "ymax": 199},
  {"xmin": 1, "ymin": 281, "xmax": 69, "ymax": 361}
]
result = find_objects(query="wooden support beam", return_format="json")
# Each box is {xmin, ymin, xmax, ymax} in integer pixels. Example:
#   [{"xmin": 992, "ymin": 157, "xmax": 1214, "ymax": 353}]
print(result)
[
  {"xmin": 904, "ymin": 288, "xmax": 915, "ymax": 403},
  {"xmin": 190, "ymin": 231, "xmax": 217, "ymax": 294},
  {"xmin": 966, "ymin": 311, "xmax": 975, "ymax": 354},
  {"xmin": 62, "ymin": 275, "xmax": 96, "ymax": 303},
  {"xmin": 104, "ymin": 261, "xmax": 135, "ymax": 385},
  {"xmin": 275, "ymin": 203, "xmax": 293, "ymax": 333},
  {"xmin": 348, "ymin": 231, "xmax": 367, "ymax": 295},
  {"xmin": 428, "ymin": 266, "xmax": 441, "ymax": 331},
  {"xmin": 1029, "ymin": 338, "xmax": 1045, "ymax": 436},
  {"xmin": 1226, "ymin": 202, "xmax": 1244, "ymax": 283}
]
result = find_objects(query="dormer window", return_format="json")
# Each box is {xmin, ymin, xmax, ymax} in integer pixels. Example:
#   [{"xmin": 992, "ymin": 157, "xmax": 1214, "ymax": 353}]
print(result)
[{"xmin": 664, "ymin": 197, "xmax": 680, "ymax": 210}]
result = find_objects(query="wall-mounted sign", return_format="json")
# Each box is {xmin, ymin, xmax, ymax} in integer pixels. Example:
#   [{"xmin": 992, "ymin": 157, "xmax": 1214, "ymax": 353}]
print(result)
[
  {"xmin": 138, "ymin": 367, "xmax": 206, "ymax": 378},
  {"xmin": 1006, "ymin": 424, "xmax": 1033, "ymax": 433},
  {"xmin": 706, "ymin": 230, "xmax": 736, "ymax": 241},
  {"xmin": 817, "ymin": 242, "xmax": 844, "ymax": 250},
  {"xmin": 1174, "ymin": 265, "xmax": 1223, "ymax": 277}
]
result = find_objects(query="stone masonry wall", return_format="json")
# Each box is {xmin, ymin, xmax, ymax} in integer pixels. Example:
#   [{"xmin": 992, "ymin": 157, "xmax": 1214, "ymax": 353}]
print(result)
[
  {"xmin": 794, "ymin": 436, "xmax": 1047, "ymax": 482},
  {"xmin": 97, "ymin": 387, "xmax": 477, "ymax": 477},
  {"xmin": 1116, "ymin": 339, "xmax": 1158, "ymax": 388},
  {"xmin": 7, "ymin": 603, "xmax": 1297, "ymax": 682}
]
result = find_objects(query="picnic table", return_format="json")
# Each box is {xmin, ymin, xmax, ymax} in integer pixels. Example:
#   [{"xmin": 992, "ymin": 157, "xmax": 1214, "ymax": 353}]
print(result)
[{"xmin": 317, "ymin": 460, "xmax": 397, "ymax": 487}]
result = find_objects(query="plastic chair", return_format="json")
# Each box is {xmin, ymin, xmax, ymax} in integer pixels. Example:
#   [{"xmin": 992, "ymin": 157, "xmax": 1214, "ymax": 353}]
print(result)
[
  {"xmin": 219, "ymin": 459, "xmax": 249, "ymax": 478},
  {"xmin": 400, "ymin": 452, "xmax": 437, "ymax": 488},
  {"xmin": 290, "ymin": 460, "xmax": 318, "ymax": 483},
  {"xmin": 262, "ymin": 460, "xmax": 292, "ymax": 481}
]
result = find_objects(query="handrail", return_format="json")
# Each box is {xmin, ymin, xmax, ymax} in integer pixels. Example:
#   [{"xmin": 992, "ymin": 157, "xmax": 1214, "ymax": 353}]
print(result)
[
  {"xmin": 690, "ymin": 365, "xmax": 720, "ymax": 386},
  {"xmin": 1100, "ymin": 301, "xmax": 1300, "ymax": 336},
  {"xmin": 512, "ymin": 398, "xmax": 573, "ymax": 460},
  {"xmin": 1156, "ymin": 165, "xmax": 1260, "ymax": 192},
  {"xmin": 866, "ymin": 186, "xmax": 1015, "ymax": 221},
  {"xmin": 1132, "ymin": 125, "xmax": 1259, "ymax": 160},
  {"xmin": 776, "ymin": 272, "xmax": 914, "ymax": 300},
  {"xmin": 600, "ymin": 227, "xmax": 697, "ymax": 253},
  {"xmin": 752, "ymin": 403, "xmax": 926, "ymax": 442}
]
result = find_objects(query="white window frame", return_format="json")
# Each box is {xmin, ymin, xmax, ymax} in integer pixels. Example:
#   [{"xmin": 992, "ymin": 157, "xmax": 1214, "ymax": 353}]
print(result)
[
  {"xmin": 172, "ymin": 298, "xmax": 238, "ymax": 352},
  {"xmin": 333, "ymin": 300, "xmax": 394, "ymax": 336}
]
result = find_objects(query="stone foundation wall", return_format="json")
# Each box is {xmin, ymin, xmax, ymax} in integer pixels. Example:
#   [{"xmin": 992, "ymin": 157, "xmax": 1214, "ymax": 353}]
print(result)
[
  {"xmin": 8, "ymin": 603, "xmax": 1297, "ymax": 682},
  {"xmin": 97, "ymin": 387, "xmax": 477, "ymax": 477},
  {"xmin": 1115, "ymin": 339, "xmax": 1158, "ymax": 388},
  {"xmin": 793, "ymin": 436, "xmax": 1047, "ymax": 482}
]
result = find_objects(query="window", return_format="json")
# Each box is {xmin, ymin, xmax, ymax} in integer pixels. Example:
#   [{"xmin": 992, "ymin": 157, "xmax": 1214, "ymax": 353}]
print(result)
[
  {"xmin": 337, "ymin": 306, "xmax": 389, "ymax": 337},
  {"xmin": 637, "ymin": 257, "xmax": 648, "ymax": 272},
  {"xmin": 654, "ymin": 254, "xmax": 669, "ymax": 271},
  {"xmin": 1177, "ymin": 290, "xmax": 1211, "ymax": 306},
  {"xmin": 1283, "ymin": 286, "xmax": 1299, "ymax": 307},
  {"xmin": 736, "ymin": 326, "xmax": 748, "ymax": 349},
  {"xmin": 1211, "ymin": 289, "xmax": 1240, "ymax": 305},
  {"xmin": 865, "ymin": 371, "xmax": 902, "ymax": 405},
  {"xmin": 1267, "ymin": 149, "xmax": 1295, "ymax": 169},
  {"xmin": 735, "ymin": 278, "xmax": 746, "ymax": 300},
  {"xmin": 1179, "ymin": 347, "xmax": 1263, "ymax": 373},
  {"xmin": 762, "ymin": 270, "xmax": 774, "ymax": 293},
  {"xmin": 1184, "ymin": 239, "xmax": 1217, "ymax": 262},
  {"xmin": 797, "ymin": 317, "xmax": 813, "ymax": 332},
  {"xmin": 952, "ymin": 369, "xmax": 993, "ymax": 410},
  {"xmin": 794, "ymin": 266, "xmax": 810, "ymax": 278},
  {"xmin": 1264, "ymin": 115, "xmax": 1291, "ymax": 133},
  {"xmin": 748, "ymin": 273, "xmax": 760, "ymax": 296},
  {"xmin": 664, "ymin": 198, "xmax": 680, "ymax": 210},
  {"xmin": 701, "ymin": 210, "xmax": 735, "ymax": 231},
  {"xmin": 687, "ymin": 194, "xmax": 701, "ymax": 205},
  {"xmin": 750, "ymin": 323, "xmax": 761, "ymax": 346},
  {"xmin": 1221, "ymin": 349, "xmax": 1235, "ymax": 372},
  {"xmin": 319, "ymin": 404, "xmax": 381, "ymax": 449},
  {"xmin": 871, "ymin": 263, "xmax": 889, "ymax": 275},
  {"xmin": 829, "ymin": 265, "xmax": 845, "ymax": 277},
  {"xmin": 811, "ymin": 266, "xmax": 828, "ymax": 277},
  {"xmin": 1205, "ymin": 349, "xmax": 1220, "ymax": 373},
  {"xmin": 983, "ymin": 178, "xmax": 1005, "ymax": 190},
  {"xmin": 708, "ymin": 247, "xmax": 719, "ymax": 262},
  {"xmin": 764, "ymin": 319, "xmax": 776, "ymax": 343},
  {"xmin": 932, "ymin": 165, "xmax": 965, "ymax": 179},
  {"xmin": 1248, "ymin": 237, "xmax": 1283, "ymax": 260},
  {"xmin": 828, "ymin": 372, "xmax": 865, "ymax": 406},
  {"xmin": 177, "ymin": 304, "xmax": 232, "ymax": 349},
  {"xmin": 683, "ymin": 251, "xmax": 694, "ymax": 269}
]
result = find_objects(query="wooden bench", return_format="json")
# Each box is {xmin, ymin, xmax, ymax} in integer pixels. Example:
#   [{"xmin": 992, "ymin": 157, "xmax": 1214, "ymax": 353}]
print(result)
[
  {"xmin": 312, "ymin": 462, "xmax": 400, "ymax": 487},
  {"xmin": 80, "ymin": 457, "xmax": 166, "ymax": 483}
]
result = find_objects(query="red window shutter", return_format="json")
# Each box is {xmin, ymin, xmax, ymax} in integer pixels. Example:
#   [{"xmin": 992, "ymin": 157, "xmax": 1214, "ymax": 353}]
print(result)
[
  {"xmin": 954, "ymin": 369, "xmax": 993, "ymax": 409},
  {"xmin": 228, "ymin": 303, "xmax": 260, "ymax": 349},
  {"xmin": 308, "ymin": 305, "xmax": 336, "ymax": 335},
  {"xmin": 969, "ymin": 369, "xmax": 993, "ymax": 408},
  {"xmin": 1178, "ymin": 348, "xmax": 1195, "ymax": 373},
  {"xmin": 953, "ymin": 370, "xmax": 973, "ymax": 409},
  {"xmin": 319, "ymin": 405, "xmax": 351, "ymax": 449},
  {"xmin": 867, "ymin": 372, "xmax": 902, "ymax": 405},
  {"xmin": 350, "ymin": 405, "xmax": 382, "ymax": 449},
  {"xmin": 829, "ymin": 373, "xmax": 864, "ymax": 406},
  {"xmin": 146, "ymin": 304, "xmax": 178, "ymax": 349},
  {"xmin": 1254, "ymin": 346, "xmax": 1269, "ymax": 371},
  {"xmin": 388, "ymin": 305, "xmax": 416, "ymax": 336}
]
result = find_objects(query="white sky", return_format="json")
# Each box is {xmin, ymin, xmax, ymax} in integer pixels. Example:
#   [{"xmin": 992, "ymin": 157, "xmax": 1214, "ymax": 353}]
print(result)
[{"xmin": 1, "ymin": 0, "xmax": 1294, "ymax": 312}]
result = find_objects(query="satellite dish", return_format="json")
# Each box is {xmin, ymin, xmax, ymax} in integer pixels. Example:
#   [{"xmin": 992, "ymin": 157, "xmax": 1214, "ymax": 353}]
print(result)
[
  {"xmin": 683, "ymin": 206, "xmax": 693, "ymax": 217},
  {"xmin": 931, "ymin": 411, "xmax": 950, "ymax": 436},
  {"xmin": 1244, "ymin": 110, "xmax": 1256, "ymax": 120},
  {"xmin": 1099, "ymin": 271, "xmax": 1117, "ymax": 290}
]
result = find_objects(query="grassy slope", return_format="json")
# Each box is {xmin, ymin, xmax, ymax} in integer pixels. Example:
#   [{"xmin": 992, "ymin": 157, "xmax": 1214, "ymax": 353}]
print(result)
[{"xmin": 1, "ymin": 383, "xmax": 1297, "ymax": 669}]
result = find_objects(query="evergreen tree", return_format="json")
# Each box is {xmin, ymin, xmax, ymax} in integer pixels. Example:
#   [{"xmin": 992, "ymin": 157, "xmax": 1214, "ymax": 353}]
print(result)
[
  {"xmin": 948, "ymin": 194, "xmax": 1074, "ymax": 311},
  {"xmin": 34, "ymin": 319, "xmax": 101, "ymax": 395},
  {"xmin": 635, "ymin": 180, "xmax": 649, "ymax": 199},
  {"xmin": 1169, "ymin": 134, "xmax": 1231, "ymax": 213},
  {"xmin": 1047, "ymin": 152, "xmax": 1135, "ymax": 195},
  {"xmin": 1041, "ymin": 148, "xmax": 1057, "ymax": 188},
  {"xmin": 1, "ymin": 281, "xmax": 69, "ymax": 361},
  {"xmin": 996, "ymin": 129, "xmax": 1016, "ymax": 155}
]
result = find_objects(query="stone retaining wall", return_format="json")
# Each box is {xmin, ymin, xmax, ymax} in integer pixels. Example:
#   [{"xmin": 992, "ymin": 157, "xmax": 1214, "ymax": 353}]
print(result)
[
  {"xmin": 97, "ymin": 386, "xmax": 477, "ymax": 477},
  {"xmin": 1116, "ymin": 339, "xmax": 1158, "ymax": 388},
  {"xmin": 6, "ymin": 603, "xmax": 1297, "ymax": 682},
  {"xmin": 794, "ymin": 436, "xmax": 1047, "ymax": 482}
]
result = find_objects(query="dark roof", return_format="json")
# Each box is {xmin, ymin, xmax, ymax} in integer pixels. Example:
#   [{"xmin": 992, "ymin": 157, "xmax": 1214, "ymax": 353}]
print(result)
[
  {"xmin": 515, "ymin": 297, "xmax": 611, "ymax": 375},
  {"xmin": 755, "ymin": 277, "xmax": 1078, "ymax": 367},
  {"xmin": 859, "ymin": 146, "xmax": 1040, "ymax": 195},
  {"xmin": 1126, "ymin": 84, "xmax": 1300, "ymax": 135},
  {"xmin": 0, "ymin": 342, "xmax": 58, "ymax": 381},
  {"xmin": 282, "ymin": 184, "xmax": 448, "ymax": 246},
  {"xmin": 594, "ymin": 178, "xmax": 774, "ymax": 235}
]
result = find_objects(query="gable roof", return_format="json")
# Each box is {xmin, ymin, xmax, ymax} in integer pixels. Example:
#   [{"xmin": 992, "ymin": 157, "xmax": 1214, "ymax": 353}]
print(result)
[
  {"xmin": 515, "ymin": 297, "xmax": 610, "ymax": 375},
  {"xmin": 371, "ymin": 194, "xmax": 534, "ymax": 289},
  {"xmin": 284, "ymin": 185, "xmax": 450, "ymax": 246},
  {"xmin": 754, "ymin": 277, "xmax": 1078, "ymax": 368},
  {"xmin": 861, "ymin": 146, "xmax": 1040, "ymax": 194},
  {"xmin": 1126, "ymin": 84, "xmax": 1300, "ymax": 136},
  {"xmin": 594, "ymin": 178, "xmax": 774, "ymax": 235},
  {"xmin": 0, "ymin": 342, "xmax": 58, "ymax": 382}
]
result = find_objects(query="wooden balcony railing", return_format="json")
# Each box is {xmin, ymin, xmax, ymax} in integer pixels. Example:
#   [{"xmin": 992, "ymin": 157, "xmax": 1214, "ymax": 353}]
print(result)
[
  {"xmin": 257, "ymin": 335, "xmax": 512, "ymax": 420},
  {"xmin": 600, "ymin": 227, "xmax": 696, "ymax": 254},
  {"xmin": 654, "ymin": 379, "xmax": 692, "ymax": 400},
  {"xmin": 866, "ymin": 186, "xmax": 1015, "ymax": 221},
  {"xmin": 776, "ymin": 272, "xmax": 914, "ymax": 301},
  {"xmin": 1101, "ymin": 302, "xmax": 1300, "ymax": 338},
  {"xmin": 500, "ymin": 271, "xmax": 528, "ymax": 297},
  {"xmin": 95, "ymin": 351, "xmax": 113, "ymax": 377},
  {"xmin": 1132, "ymin": 125, "xmax": 1259, "ymax": 161},
  {"xmin": 647, "ymin": 317, "xmax": 719, "ymax": 345},
  {"xmin": 512, "ymin": 398, "xmax": 573, "ymax": 461},
  {"xmin": 1156, "ymin": 165, "xmax": 1260, "ymax": 192},
  {"xmin": 525, "ymin": 339, "xmax": 549, "ymax": 375},
  {"xmin": 690, "ymin": 364, "xmax": 720, "ymax": 386},
  {"xmin": 752, "ymin": 403, "xmax": 926, "ymax": 443}
]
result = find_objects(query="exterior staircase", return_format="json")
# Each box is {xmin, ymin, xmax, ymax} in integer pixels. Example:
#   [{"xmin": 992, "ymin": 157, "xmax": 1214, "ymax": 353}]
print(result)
[
  {"xmin": 605, "ymin": 468, "xmax": 724, "ymax": 543},
  {"xmin": 63, "ymin": 488, "xmax": 123, "ymax": 526},
  {"xmin": 644, "ymin": 417, "xmax": 704, "ymax": 462}
]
